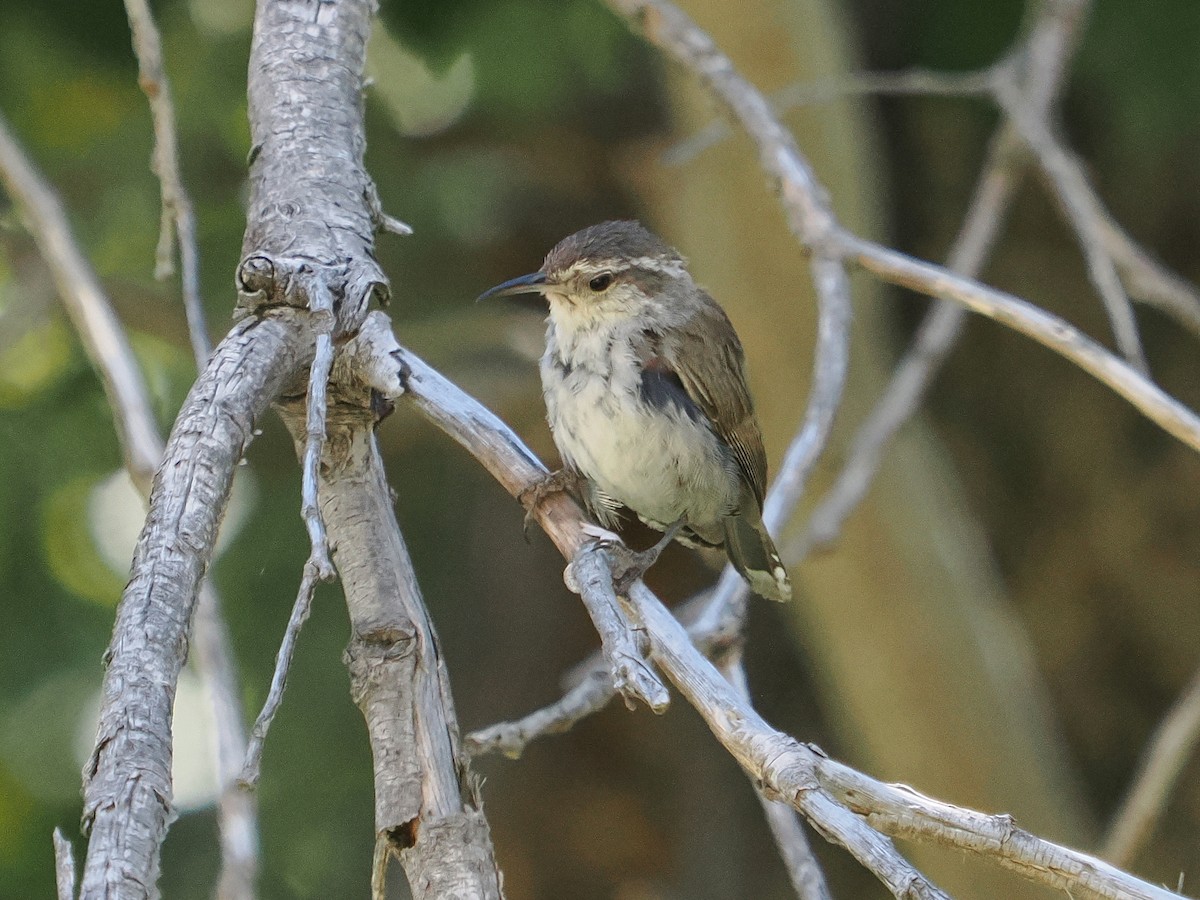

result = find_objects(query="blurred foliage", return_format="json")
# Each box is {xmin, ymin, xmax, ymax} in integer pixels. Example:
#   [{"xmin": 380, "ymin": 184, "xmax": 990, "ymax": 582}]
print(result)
[{"xmin": 0, "ymin": 0, "xmax": 1198, "ymax": 897}]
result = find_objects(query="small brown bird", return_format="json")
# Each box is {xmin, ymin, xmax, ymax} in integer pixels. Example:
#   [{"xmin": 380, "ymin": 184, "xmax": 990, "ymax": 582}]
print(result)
[{"xmin": 479, "ymin": 220, "xmax": 791, "ymax": 602}]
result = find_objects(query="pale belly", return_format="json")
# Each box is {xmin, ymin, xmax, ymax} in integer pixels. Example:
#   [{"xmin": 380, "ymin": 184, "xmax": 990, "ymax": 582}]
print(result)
[{"xmin": 544, "ymin": 368, "xmax": 739, "ymax": 529}]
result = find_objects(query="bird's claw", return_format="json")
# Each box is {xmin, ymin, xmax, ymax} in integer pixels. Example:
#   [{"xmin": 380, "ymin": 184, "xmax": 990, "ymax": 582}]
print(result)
[
  {"xmin": 580, "ymin": 524, "xmax": 660, "ymax": 596},
  {"xmin": 519, "ymin": 468, "xmax": 581, "ymax": 542}
]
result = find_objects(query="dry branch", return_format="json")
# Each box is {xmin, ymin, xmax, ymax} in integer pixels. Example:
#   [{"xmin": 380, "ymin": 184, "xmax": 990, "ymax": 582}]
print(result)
[{"xmin": 399, "ymin": 341, "xmax": 1181, "ymax": 898}]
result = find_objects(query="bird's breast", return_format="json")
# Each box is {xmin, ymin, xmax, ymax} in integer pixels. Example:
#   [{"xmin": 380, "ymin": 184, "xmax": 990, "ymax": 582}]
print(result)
[{"xmin": 540, "ymin": 328, "xmax": 739, "ymax": 529}]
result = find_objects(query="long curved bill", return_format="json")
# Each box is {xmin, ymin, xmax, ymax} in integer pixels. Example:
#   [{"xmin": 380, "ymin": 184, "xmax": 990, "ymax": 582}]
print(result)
[{"xmin": 476, "ymin": 272, "xmax": 548, "ymax": 301}]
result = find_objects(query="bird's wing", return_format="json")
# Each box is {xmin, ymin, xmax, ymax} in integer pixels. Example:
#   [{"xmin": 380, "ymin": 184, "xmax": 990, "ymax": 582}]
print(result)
[{"xmin": 637, "ymin": 299, "xmax": 768, "ymax": 507}]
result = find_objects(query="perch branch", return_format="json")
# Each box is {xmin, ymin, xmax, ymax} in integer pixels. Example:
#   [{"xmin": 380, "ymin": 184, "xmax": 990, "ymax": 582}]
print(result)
[
  {"xmin": 401, "ymin": 344, "xmax": 1179, "ymax": 898},
  {"xmin": 122, "ymin": 0, "xmax": 210, "ymax": 365}
]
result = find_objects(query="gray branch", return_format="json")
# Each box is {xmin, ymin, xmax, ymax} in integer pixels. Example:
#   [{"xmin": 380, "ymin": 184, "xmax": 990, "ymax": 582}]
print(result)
[
  {"xmin": 76, "ymin": 0, "xmax": 415, "ymax": 893},
  {"xmin": 398, "ymin": 342, "xmax": 1179, "ymax": 898}
]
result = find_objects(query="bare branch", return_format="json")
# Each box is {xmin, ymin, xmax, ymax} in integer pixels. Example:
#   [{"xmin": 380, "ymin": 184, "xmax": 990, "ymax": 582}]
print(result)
[
  {"xmin": 53, "ymin": 829, "xmax": 76, "ymax": 900},
  {"xmin": 840, "ymin": 231, "xmax": 1200, "ymax": 451},
  {"xmin": 286, "ymin": 312, "xmax": 502, "ymax": 897},
  {"xmin": 664, "ymin": 65, "xmax": 999, "ymax": 167},
  {"xmin": 301, "ymin": 284, "xmax": 336, "ymax": 581},
  {"xmin": 1100, "ymin": 217, "xmax": 1200, "ymax": 338},
  {"xmin": 1102, "ymin": 663, "xmax": 1200, "ymax": 867},
  {"xmin": 77, "ymin": 0, "xmax": 392, "ymax": 890},
  {"xmin": 799, "ymin": 0, "xmax": 1090, "ymax": 551},
  {"xmin": 399, "ymin": 342, "xmax": 1179, "ymax": 898},
  {"xmin": 122, "ymin": 0, "xmax": 210, "ymax": 367},
  {"xmin": 239, "ymin": 560, "xmax": 323, "ymax": 788},
  {"xmin": 466, "ymin": 667, "xmax": 618, "ymax": 759},
  {"xmin": 995, "ymin": 77, "xmax": 1148, "ymax": 372},
  {"xmin": 815, "ymin": 758, "xmax": 1179, "ymax": 900}
]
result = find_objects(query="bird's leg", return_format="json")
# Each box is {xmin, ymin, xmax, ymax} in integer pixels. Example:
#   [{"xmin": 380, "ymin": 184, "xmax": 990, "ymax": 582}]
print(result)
[
  {"xmin": 582, "ymin": 520, "xmax": 684, "ymax": 596},
  {"xmin": 519, "ymin": 467, "xmax": 584, "ymax": 539}
]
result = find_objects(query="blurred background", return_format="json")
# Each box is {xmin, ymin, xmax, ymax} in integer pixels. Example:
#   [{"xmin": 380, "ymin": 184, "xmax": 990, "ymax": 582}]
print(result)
[{"xmin": 1, "ymin": 0, "xmax": 1199, "ymax": 897}]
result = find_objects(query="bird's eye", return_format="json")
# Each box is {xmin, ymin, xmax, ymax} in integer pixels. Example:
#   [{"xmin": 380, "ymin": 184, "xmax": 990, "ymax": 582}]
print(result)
[{"xmin": 588, "ymin": 273, "xmax": 614, "ymax": 292}]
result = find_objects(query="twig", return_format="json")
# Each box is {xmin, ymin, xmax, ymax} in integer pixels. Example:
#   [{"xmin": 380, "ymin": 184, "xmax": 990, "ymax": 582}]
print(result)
[
  {"xmin": 239, "ymin": 561, "xmax": 322, "ymax": 787},
  {"xmin": 798, "ymin": 0, "xmax": 1089, "ymax": 552},
  {"xmin": 996, "ymin": 78, "xmax": 1148, "ymax": 373},
  {"xmin": 0, "ymin": 106, "xmax": 260, "ymax": 899},
  {"xmin": 1102, "ymin": 663, "xmax": 1200, "ymax": 867},
  {"xmin": 53, "ymin": 828, "xmax": 76, "ymax": 900},
  {"xmin": 721, "ymin": 655, "xmax": 833, "ymax": 900},
  {"xmin": 302, "ymin": 283, "xmax": 336, "ymax": 581},
  {"xmin": 1100, "ymin": 216, "xmax": 1200, "ymax": 339},
  {"xmin": 466, "ymin": 666, "xmax": 618, "ymax": 758},
  {"xmin": 122, "ymin": 0, "xmax": 210, "ymax": 366},
  {"xmin": 566, "ymin": 547, "xmax": 670, "ymax": 713},
  {"xmin": 839, "ymin": 231, "xmax": 1200, "ymax": 452}
]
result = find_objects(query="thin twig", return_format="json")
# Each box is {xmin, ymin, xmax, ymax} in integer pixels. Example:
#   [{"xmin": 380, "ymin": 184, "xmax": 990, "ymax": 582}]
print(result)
[
  {"xmin": 839, "ymin": 230, "xmax": 1200, "ymax": 452},
  {"xmin": 194, "ymin": 584, "xmax": 259, "ymax": 898},
  {"xmin": 122, "ymin": 0, "xmax": 210, "ymax": 366},
  {"xmin": 1100, "ymin": 216, "xmax": 1200, "ymax": 338},
  {"xmin": 1102, "ymin": 663, "xmax": 1200, "ymax": 867},
  {"xmin": 996, "ymin": 78, "xmax": 1148, "ymax": 373},
  {"xmin": 0, "ymin": 110, "xmax": 161, "ymax": 490},
  {"xmin": 466, "ymin": 667, "xmax": 618, "ymax": 758},
  {"xmin": 302, "ymin": 284, "xmax": 336, "ymax": 580},
  {"xmin": 239, "ymin": 559, "xmax": 323, "ymax": 787},
  {"xmin": 53, "ymin": 828, "xmax": 76, "ymax": 900},
  {"xmin": 797, "ymin": 0, "xmax": 1090, "ymax": 552}
]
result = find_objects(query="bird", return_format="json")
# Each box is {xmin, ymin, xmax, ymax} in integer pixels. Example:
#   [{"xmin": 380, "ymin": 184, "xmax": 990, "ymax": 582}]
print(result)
[{"xmin": 478, "ymin": 220, "xmax": 791, "ymax": 602}]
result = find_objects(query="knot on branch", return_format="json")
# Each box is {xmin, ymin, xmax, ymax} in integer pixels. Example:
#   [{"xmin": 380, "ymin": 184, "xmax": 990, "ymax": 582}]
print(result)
[
  {"xmin": 235, "ymin": 255, "xmax": 388, "ymax": 339},
  {"xmin": 345, "ymin": 622, "xmax": 419, "ymax": 700}
]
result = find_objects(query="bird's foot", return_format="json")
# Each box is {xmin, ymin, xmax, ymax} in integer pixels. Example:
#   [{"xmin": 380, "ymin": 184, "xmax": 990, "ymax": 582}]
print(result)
[
  {"xmin": 519, "ymin": 468, "xmax": 582, "ymax": 540},
  {"xmin": 580, "ymin": 521, "xmax": 682, "ymax": 596}
]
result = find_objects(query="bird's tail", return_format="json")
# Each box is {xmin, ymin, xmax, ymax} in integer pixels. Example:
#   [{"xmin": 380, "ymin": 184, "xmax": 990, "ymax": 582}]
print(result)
[{"xmin": 723, "ymin": 504, "xmax": 792, "ymax": 602}]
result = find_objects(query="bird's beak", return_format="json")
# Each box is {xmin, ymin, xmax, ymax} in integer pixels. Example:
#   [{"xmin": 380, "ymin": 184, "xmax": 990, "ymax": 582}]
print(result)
[{"xmin": 476, "ymin": 272, "xmax": 548, "ymax": 302}]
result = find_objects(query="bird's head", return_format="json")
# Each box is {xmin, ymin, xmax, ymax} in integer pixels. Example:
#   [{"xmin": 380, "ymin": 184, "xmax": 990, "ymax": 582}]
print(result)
[{"xmin": 477, "ymin": 221, "xmax": 690, "ymax": 325}]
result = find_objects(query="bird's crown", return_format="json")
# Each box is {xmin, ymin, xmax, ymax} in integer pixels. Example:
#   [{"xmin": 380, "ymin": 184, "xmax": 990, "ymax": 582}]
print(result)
[{"xmin": 542, "ymin": 220, "xmax": 686, "ymax": 282}]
